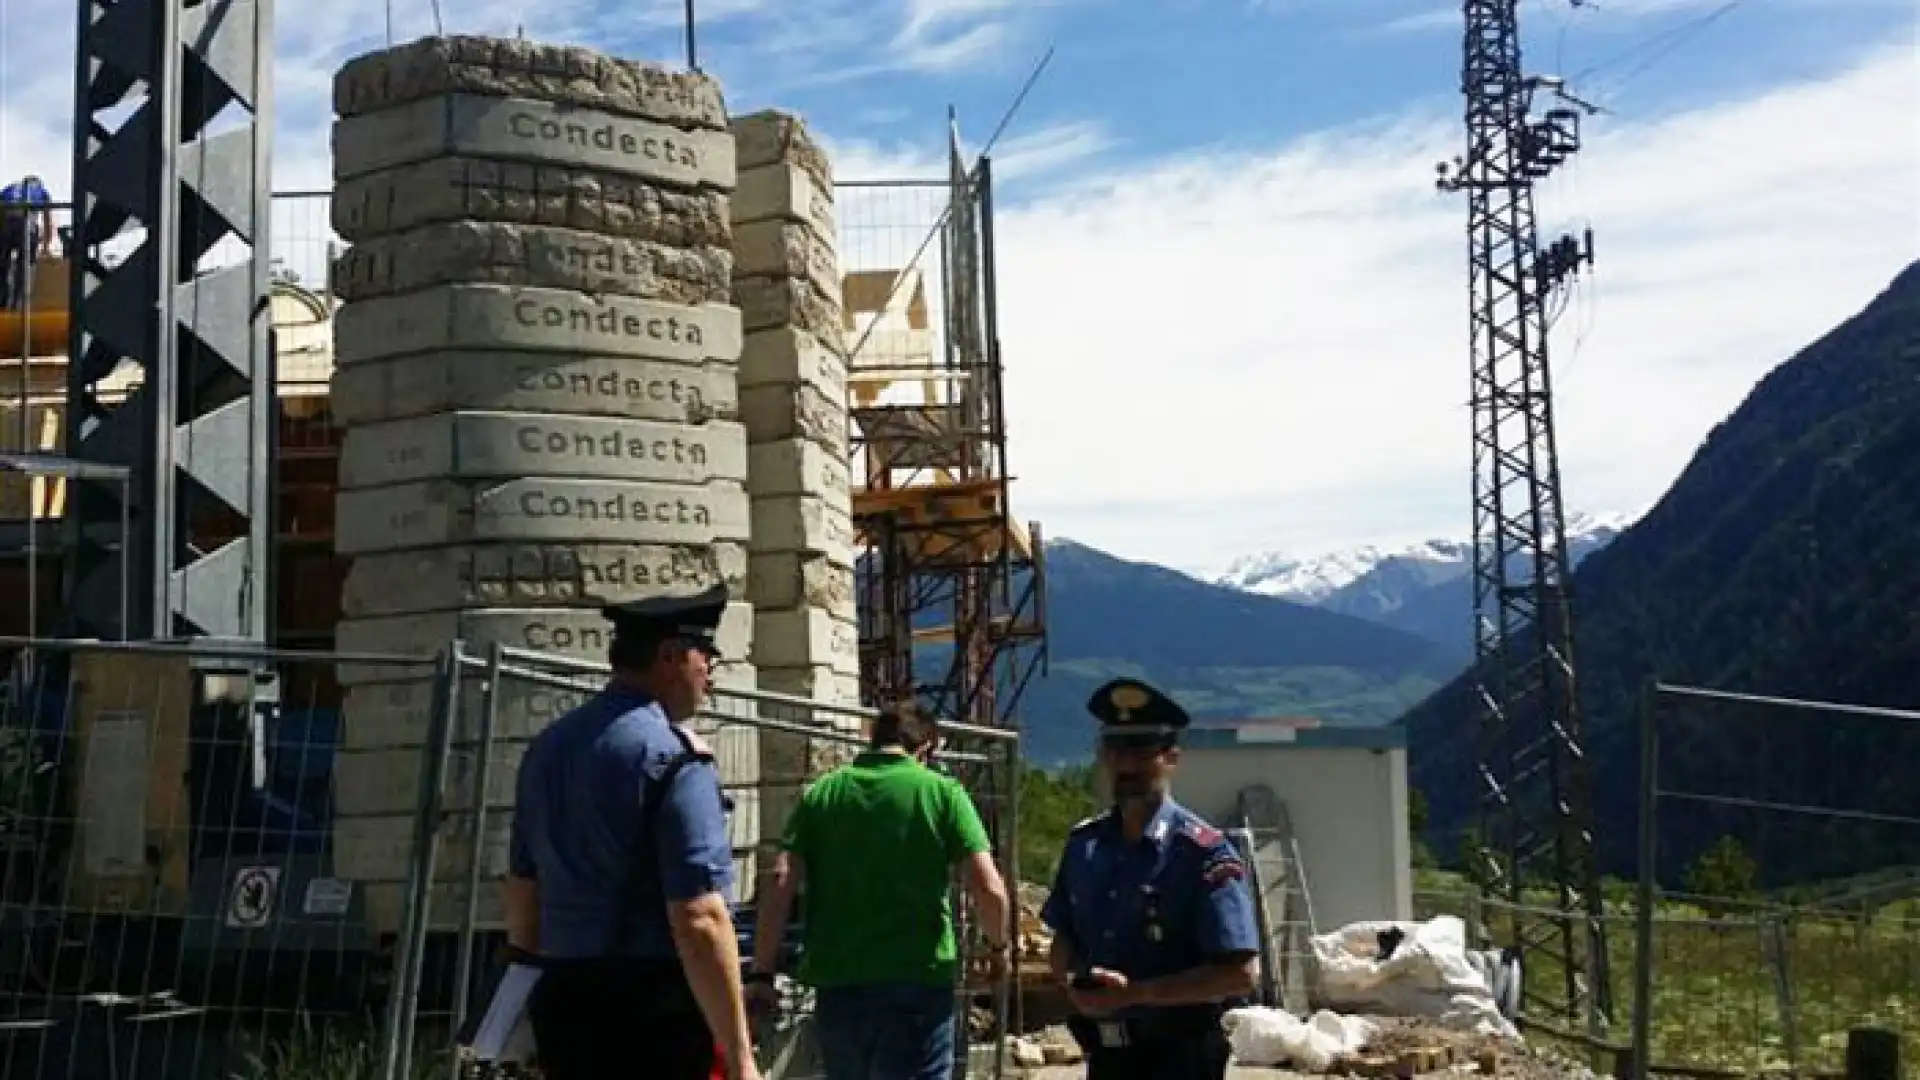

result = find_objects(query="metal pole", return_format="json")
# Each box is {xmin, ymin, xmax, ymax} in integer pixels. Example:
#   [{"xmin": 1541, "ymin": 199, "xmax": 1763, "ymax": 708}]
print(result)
[
  {"xmin": 451, "ymin": 642, "xmax": 506, "ymax": 1037},
  {"xmin": 684, "ymin": 0, "xmax": 698, "ymax": 69},
  {"xmin": 1630, "ymin": 683, "xmax": 1659, "ymax": 1080},
  {"xmin": 382, "ymin": 642, "xmax": 464, "ymax": 1080}
]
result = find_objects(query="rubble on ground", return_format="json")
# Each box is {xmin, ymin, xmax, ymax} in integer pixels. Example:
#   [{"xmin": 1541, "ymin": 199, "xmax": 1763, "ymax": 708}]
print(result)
[
  {"xmin": 1017, "ymin": 882, "xmax": 1053, "ymax": 962},
  {"xmin": 1300, "ymin": 1016, "xmax": 1609, "ymax": 1079}
]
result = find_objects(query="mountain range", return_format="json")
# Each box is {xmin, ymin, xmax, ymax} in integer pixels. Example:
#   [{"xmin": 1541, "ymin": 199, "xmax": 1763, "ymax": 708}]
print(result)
[
  {"xmin": 1212, "ymin": 513, "xmax": 1630, "ymax": 659},
  {"xmin": 1015, "ymin": 541, "xmax": 1458, "ymax": 765},
  {"xmin": 1402, "ymin": 260, "xmax": 1920, "ymax": 884},
  {"xmin": 1012, "ymin": 259, "xmax": 1920, "ymax": 887},
  {"xmin": 1010, "ymin": 515, "xmax": 1627, "ymax": 765}
]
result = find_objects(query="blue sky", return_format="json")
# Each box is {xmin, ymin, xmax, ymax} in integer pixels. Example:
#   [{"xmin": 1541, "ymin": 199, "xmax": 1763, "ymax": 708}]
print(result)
[{"xmin": 2, "ymin": 0, "xmax": 1916, "ymax": 571}]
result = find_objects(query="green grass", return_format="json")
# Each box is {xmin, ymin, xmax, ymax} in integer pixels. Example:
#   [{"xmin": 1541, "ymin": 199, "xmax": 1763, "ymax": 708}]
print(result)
[{"xmin": 1414, "ymin": 871, "xmax": 1920, "ymax": 1075}]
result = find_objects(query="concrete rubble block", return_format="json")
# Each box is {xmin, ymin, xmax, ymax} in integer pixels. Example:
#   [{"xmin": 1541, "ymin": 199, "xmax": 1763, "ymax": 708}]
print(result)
[
  {"xmin": 334, "ymin": 35, "xmax": 729, "ymax": 131},
  {"xmin": 337, "ymin": 411, "xmax": 750, "ymax": 490},
  {"xmin": 729, "ymin": 219, "xmax": 842, "ymax": 308},
  {"xmin": 748, "ymin": 494, "xmax": 855, "ymax": 560},
  {"xmin": 334, "ymin": 741, "xmax": 527, "ymax": 817},
  {"xmin": 331, "ymin": 156, "xmax": 732, "ymax": 247},
  {"xmin": 751, "ymin": 607, "xmax": 859, "ymax": 670},
  {"xmin": 333, "ymin": 601, "xmax": 756, "ymax": 684},
  {"xmin": 730, "ymin": 110, "xmax": 832, "ymax": 192},
  {"xmin": 333, "ymin": 283, "xmax": 742, "ymax": 367},
  {"xmin": 329, "ymin": 350, "xmax": 740, "ymax": 427},
  {"xmin": 333, "ymin": 94, "xmax": 737, "ymax": 190},
  {"xmin": 341, "ymin": 675, "xmax": 595, "ymax": 751},
  {"xmin": 739, "ymin": 326, "xmax": 847, "ymax": 400},
  {"xmin": 734, "ymin": 275, "xmax": 843, "ymax": 345},
  {"xmin": 738, "ymin": 382, "xmax": 847, "ymax": 456},
  {"xmin": 333, "ymin": 221, "xmax": 733, "ymax": 304},
  {"xmin": 747, "ymin": 439, "xmax": 852, "ymax": 501},
  {"xmin": 343, "ymin": 541, "xmax": 749, "ymax": 617},
  {"xmin": 732, "ymin": 163, "xmax": 836, "ymax": 250},
  {"xmin": 746, "ymin": 551, "xmax": 854, "ymax": 612},
  {"xmin": 335, "ymin": 476, "xmax": 749, "ymax": 555}
]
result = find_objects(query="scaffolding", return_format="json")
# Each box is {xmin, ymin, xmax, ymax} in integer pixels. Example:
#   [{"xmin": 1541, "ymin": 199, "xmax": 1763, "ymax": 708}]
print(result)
[{"xmin": 840, "ymin": 131, "xmax": 1047, "ymax": 736}]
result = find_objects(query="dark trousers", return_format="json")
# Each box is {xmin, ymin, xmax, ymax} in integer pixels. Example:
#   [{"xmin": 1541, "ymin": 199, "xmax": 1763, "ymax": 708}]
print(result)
[
  {"xmin": 528, "ymin": 959, "xmax": 716, "ymax": 1080},
  {"xmin": 0, "ymin": 221, "xmax": 36, "ymax": 309},
  {"xmin": 1069, "ymin": 1014, "xmax": 1232, "ymax": 1080}
]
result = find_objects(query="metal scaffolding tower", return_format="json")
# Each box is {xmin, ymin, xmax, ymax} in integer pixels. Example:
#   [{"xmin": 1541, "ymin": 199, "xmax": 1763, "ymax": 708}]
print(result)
[
  {"xmin": 1436, "ymin": 0, "xmax": 1607, "ymax": 1033},
  {"xmin": 849, "ymin": 131, "xmax": 1047, "ymax": 735},
  {"xmin": 63, "ymin": 0, "xmax": 277, "ymax": 642}
]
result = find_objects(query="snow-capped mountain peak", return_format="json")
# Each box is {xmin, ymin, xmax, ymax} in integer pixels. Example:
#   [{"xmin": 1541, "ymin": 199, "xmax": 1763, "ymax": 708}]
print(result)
[{"xmin": 1215, "ymin": 512, "xmax": 1632, "ymax": 606}]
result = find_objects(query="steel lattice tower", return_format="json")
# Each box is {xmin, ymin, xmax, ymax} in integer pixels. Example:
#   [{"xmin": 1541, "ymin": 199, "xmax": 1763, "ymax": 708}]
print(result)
[
  {"xmin": 1437, "ymin": 0, "xmax": 1608, "ymax": 1032},
  {"xmin": 64, "ymin": 0, "xmax": 277, "ymax": 642}
]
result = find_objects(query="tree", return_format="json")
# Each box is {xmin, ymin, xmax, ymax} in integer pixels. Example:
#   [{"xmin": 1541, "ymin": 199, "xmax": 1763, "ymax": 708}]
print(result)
[
  {"xmin": 1684, "ymin": 834, "xmax": 1759, "ymax": 911},
  {"xmin": 1408, "ymin": 787, "xmax": 1436, "ymax": 869}
]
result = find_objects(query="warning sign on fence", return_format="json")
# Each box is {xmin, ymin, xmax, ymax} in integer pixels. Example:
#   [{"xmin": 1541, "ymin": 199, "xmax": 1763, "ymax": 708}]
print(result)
[{"xmin": 226, "ymin": 866, "xmax": 281, "ymax": 928}]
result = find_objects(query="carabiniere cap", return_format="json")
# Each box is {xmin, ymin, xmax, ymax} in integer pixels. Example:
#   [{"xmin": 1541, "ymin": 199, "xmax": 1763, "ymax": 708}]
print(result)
[
  {"xmin": 1086, "ymin": 678, "xmax": 1191, "ymax": 748},
  {"xmin": 601, "ymin": 584, "xmax": 730, "ymax": 658}
]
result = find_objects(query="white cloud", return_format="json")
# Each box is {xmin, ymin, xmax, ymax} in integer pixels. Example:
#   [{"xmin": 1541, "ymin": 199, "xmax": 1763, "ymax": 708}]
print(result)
[
  {"xmin": 5, "ymin": 5, "xmax": 1913, "ymax": 576},
  {"xmin": 980, "ymin": 39, "xmax": 1919, "ymax": 568}
]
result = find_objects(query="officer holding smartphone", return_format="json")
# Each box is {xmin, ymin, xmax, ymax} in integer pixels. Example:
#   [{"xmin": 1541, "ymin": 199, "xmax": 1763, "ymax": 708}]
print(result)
[{"xmin": 1039, "ymin": 679, "xmax": 1260, "ymax": 1080}]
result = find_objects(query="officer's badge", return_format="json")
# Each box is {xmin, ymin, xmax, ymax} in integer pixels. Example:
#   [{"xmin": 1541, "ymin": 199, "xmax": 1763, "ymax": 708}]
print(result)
[{"xmin": 1109, "ymin": 683, "xmax": 1151, "ymax": 722}]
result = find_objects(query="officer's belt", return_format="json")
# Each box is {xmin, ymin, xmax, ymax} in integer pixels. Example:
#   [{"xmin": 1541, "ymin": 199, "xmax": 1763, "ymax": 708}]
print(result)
[{"xmin": 1068, "ymin": 1005, "xmax": 1221, "ymax": 1049}]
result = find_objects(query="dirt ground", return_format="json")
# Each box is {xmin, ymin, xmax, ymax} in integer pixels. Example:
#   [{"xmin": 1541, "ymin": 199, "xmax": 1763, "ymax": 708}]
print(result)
[{"xmin": 1027, "ymin": 1061, "xmax": 1585, "ymax": 1079}]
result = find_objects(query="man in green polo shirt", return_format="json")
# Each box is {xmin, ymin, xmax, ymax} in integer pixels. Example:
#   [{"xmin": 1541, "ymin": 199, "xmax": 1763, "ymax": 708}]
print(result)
[{"xmin": 748, "ymin": 706, "xmax": 1011, "ymax": 1080}]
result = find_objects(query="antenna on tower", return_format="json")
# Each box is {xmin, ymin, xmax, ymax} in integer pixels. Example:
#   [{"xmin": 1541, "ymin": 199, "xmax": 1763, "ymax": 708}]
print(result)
[{"xmin": 1434, "ymin": 0, "xmax": 1610, "ymax": 1043}]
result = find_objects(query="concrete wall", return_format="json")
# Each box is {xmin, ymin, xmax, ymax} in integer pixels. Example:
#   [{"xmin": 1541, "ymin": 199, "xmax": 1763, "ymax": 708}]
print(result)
[{"xmin": 1173, "ymin": 725, "xmax": 1413, "ymax": 932}]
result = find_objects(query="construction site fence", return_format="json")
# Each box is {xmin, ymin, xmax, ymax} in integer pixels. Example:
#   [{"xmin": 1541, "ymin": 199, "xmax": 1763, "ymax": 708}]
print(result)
[
  {"xmin": 1416, "ymin": 681, "xmax": 1920, "ymax": 1080},
  {"xmin": 0, "ymin": 635, "xmax": 1022, "ymax": 1080}
]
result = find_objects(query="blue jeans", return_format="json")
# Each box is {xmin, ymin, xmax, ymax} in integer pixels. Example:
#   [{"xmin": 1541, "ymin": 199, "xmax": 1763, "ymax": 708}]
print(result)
[{"xmin": 813, "ymin": 982, "xmax": 956, "ymax": 1080}]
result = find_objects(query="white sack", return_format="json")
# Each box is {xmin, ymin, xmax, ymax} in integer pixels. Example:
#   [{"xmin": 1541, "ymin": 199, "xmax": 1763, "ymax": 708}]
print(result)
[
  {"xmin": 1308, "ymin": 915, "xmax": 1520, "ymax": 1039},
  {"xmin": 1222, "ymin": 1006, "xmax": 1377, "ymax": 1071}
]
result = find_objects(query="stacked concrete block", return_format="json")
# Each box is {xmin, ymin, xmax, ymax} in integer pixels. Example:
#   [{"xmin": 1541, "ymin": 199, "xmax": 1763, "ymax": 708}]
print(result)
[
  {"xmin": 730, "ymin": 112, "xmax": 863, "ymax": 847},
  {"xmin": 324, "ymin": 36, "xmax": 759, "ymax": 930}
]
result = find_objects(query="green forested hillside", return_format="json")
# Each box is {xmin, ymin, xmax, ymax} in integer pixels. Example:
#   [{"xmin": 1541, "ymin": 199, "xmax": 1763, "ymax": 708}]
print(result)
[{"xmin": 1403, "ymin": 260, "xmax": 1920, "ymax": 883}]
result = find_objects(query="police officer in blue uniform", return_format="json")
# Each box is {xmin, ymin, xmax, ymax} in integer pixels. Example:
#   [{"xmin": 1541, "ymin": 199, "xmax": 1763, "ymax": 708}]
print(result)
[
  {"xmin": 1040, "ymin": 678, "xmax": 1260, "ymax": 1080},
  {"xmin": 505, "ymin": 585, "xmax": 762, "ymax": 1080}
]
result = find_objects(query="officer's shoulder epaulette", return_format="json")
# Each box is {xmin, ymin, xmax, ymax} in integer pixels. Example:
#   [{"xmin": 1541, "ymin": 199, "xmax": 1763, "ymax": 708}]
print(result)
[
  {"xmin": 1175, "ymin": 817, "xmax": 1226, "ymax": 848},
  {"xmin": 1068, "ymin": 809, "xmax": 1113, "ymax": 835}
]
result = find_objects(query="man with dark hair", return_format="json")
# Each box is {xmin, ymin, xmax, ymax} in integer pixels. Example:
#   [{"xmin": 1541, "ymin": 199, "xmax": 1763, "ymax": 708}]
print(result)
[
  {"xmin": 505, "ymin": 584, "xmax": 761, "ymax": 1080},
  {"xmin": 748, "ymin": 704, "xmax": 1011, "ymax": 1080},
  {"xmin": 1041, "ymin": 678, "xmax": 1261, "ymax": 1080}
]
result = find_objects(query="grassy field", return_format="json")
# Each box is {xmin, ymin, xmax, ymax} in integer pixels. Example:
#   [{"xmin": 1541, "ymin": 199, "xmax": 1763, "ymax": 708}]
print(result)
[{"xmin": 1414, "ymin": 871, "xmax": 1920, "ymax": 1076}]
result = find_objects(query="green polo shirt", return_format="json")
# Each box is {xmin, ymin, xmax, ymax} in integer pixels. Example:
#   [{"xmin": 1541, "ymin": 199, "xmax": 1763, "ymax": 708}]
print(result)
[{"xmin": 782, "ymin": 751, "xmax": 991, "ymax": 988}]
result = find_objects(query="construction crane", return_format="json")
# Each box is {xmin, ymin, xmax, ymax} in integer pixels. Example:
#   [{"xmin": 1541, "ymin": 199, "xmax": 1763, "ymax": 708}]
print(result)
[{"xmin": 1434, "ymin": 0, "xmax": 1608, "ymax": 1036}]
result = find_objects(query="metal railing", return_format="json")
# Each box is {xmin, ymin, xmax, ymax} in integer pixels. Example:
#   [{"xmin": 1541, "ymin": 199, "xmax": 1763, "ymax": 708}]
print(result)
[
  {"xmin": 1419, "ymin": 681, "xmax": 1920, "ymax": 1078},
  {"xmin": 0, "ymin": 634, "xmax": 1021, "ymax": 1080}
]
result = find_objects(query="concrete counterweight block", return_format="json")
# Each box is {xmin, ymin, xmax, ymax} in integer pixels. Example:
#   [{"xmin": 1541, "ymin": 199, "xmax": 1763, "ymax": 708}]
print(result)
[{"xmin": 328, "ymin": 34, "xmax": 761, "ymax": 936}]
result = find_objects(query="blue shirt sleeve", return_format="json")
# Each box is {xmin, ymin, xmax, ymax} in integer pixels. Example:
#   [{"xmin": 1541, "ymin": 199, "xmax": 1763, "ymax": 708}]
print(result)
[
  {"xmin": 654, "ymin": 758, "xmax": 735, "ymax": 902},
  {"xmin": 1195, "ymin": 840, "xmax": 1260, "ymax": 956},
  {"xmin": 508, "ymin": 741, "xmax": 541, "ymax": 880},
  {"xmin": 1038, "ymin": 845, "xmax": 1076, "ymax": 941}
]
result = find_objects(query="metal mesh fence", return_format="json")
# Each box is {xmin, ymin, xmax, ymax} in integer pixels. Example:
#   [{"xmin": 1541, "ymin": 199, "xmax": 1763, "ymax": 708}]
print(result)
[
  {"xmin": 0, "ymin": 636, "xmax": 1020, "ymax": 1080},
  {"xmin": 0, "ymin": 635, "xmax": 418, "ymax": 1080},
  {"xmin": 1420, "ymin": 683, "xmax": 1920, "ymax": 1076}
]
